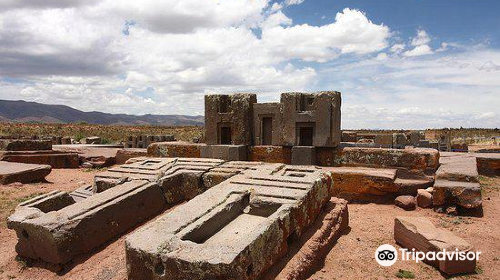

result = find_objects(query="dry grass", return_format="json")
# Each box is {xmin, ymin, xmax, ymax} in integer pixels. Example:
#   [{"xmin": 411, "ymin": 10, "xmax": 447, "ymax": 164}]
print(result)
[{"xmin": 0, "ymin": 123, "xmax": 204, "ymax": 143}]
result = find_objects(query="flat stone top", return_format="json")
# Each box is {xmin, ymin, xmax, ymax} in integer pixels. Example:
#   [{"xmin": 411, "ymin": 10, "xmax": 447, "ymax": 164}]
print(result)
[
  {"xmin": 395, "ymin": 216, "xmax": 473, "ymax": 251},
  {"xmin": 434, "ymin": 180, "xmax": 480, "ymax": 189},
  {"xmin": 53, "ymin": 144, "xmax": 124, "ymax": 149},
  {"xmin": 30, "ymin": 180, "xmax": 152, "ymax": 229},
  {"xmin": 324, "ymin": 166, "xmax": 397, "ymax": 179},
  {"xmin": 474, "ymin": 153, "xmax": 500, "ymax": 160},
  {"xmin": 150, "ymin": 141, "xmax": 206, "ymax": 147},
  {"xmin": 437, "ymin": 155, "xmax": 478, "ymax": 180},
  {"xmin": 0, "ymin": 161, "xmax": 51, "ymax": 175},
  {"xmin": 126, "ymin": 163, "xmax": 329, "ymax": 263}
]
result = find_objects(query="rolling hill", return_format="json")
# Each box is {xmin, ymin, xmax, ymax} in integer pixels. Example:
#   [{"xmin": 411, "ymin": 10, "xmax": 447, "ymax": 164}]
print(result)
[{"xmin": 0, "ymin": 99, "xmax": 204, "ymax": 126}]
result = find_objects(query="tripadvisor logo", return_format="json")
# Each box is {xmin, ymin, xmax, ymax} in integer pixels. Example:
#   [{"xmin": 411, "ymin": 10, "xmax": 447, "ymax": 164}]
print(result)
[
  {"xmin": 375, "ymin": 244, "xmax": 398, "ymax": 266},
  {"xmin": 375, "ymin": 244, "xmax": 481, "ymax": 267}
]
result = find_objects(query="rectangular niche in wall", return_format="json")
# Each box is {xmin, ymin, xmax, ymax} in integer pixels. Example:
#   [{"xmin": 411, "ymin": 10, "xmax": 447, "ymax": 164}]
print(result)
[
  {"xmin": 261, "ymin": 117, "xmax": 273, "ymax": 145},
  {"xmin": 297, "ymin": 123, "xmax": 315, "ymax": 146}
]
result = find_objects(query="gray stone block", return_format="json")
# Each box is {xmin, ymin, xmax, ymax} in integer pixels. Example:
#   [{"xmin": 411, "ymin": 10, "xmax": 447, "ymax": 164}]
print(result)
[
  {"xmin": 291, "ymin": 146, "xmax": 316, "ymax": 165},
  {"xmin": 126, "ymin": 164, "xmax": 332, "ymax": 280},
  {"xmin": 200, "ymin": 145, "xmax": 248, "ymax": 161}
]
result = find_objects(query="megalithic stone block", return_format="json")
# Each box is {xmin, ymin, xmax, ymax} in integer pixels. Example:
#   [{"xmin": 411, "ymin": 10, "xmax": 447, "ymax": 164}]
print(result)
[
  {"xmin": 94, "ymin": 158, "xmax": 176, "ymax": 192},
  {"xmin": 8, "ymin": 180, "xmax": 165, "ymax": 264},
  {"xmin": 394, "ymin": 216, "xmax": 476, "ymax": 275},
  {"xmin": 125, "ymin": 164, "xmax": 333, "ymax": 280}
]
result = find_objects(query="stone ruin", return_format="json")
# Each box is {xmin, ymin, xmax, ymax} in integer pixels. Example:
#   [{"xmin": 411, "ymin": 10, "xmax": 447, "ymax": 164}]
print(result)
[
  {"xmin": 124, "ymin": 135, "xmax": 175, "ymax": 148},
  {"xmin": 5, "ymin": 91, "xmax": 500, "ymax": 278}
]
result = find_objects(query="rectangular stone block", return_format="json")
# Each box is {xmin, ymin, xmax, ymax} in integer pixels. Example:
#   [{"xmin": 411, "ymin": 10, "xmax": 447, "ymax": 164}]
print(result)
[
  {"xmin": 159, "ymin": 158, "xmax": 224, "ymax": 204},
  {"xmin": 0, "ymin": 161, "xmax": 52, "ymax": 184},
  {"xmin": 394, "ymin": 216, "xmax": 476, "ymax": 275},
  {"xmin": 147, "ymin": 141, "xmax": 205, "ymax": 158},
  {"xmin": 338, "ymin": 147, "xmax": 439, "ymax": 171},
  {"xmin": 125, "ymin": 164, "xmax": 332, "ymax": 280},
  {"xmin": 94, "ymin": 158, "xmax": 176, "ymax": 192},
  {"xmin": 116, "ymin": 148, "xmax": 148, "ymax": 164},
  {"xmin": 0, "ymin": 150, "xmax": 79, "ymax": 168},
  {"xmin": 281, "ymin": 92, "xmax": 341, "ymax": 147},
  {"xmin": 200, "ymin": 145, "xmax": 248, "ymax": 161},
  {"xmin": 8, "ymin": 180, "xmax": 166, "ymax": 264},
  {"xmin": 374, "ymin": 134, "xmax": 393, "ymax": 147},
  {"xmin": 0, "ymin": 140, "xmax": 52, "ymax": 151},
  {"xmin": 248, "ymin": 146, "xmax": 291, "ymax": 164},
  {"xmin": 253, "ymin": 102, "xmax": 283, "ymax": 145},
  {"xmin": 476, "ymin": 153, "xmax": 500, "ymax": 176},
  {"xmin": 202, "ymin": 161, "xmax": 264, "ymax": 189},
  {"xmin": 291, "ymin": 146, "xmax": 316, "ymax": 165},
  {"xmin": 433, "ymin": 180, "xmax": 482, "ymax": 209},
  {"xmin": 328, "ymin": 166, "xmax": 397, "ymax": 202},
  {"xmin": 437, "ymin": 154, "xmax": 478, "ymax": 183},
  {"xmin": 341, "ymin": 131, "xmax": 357, "ymax": 142},
  {"xmin": 205, "ymin": 93, "xmax": 257, "ymax": 145}
]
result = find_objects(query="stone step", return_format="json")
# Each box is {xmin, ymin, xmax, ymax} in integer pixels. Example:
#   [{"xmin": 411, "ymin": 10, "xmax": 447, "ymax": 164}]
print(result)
[{"xmin": 395, "ymin": 177, "xmax": 434, "ymax": 196}]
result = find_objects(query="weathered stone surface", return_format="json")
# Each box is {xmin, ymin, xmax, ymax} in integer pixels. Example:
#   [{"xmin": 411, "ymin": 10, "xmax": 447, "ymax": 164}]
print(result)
[
  {"xmin": 341, "ymin": 131, "xmax": 357, "ymax": 142},
  {"xmin": 417, "ymin": 189, "xmax": 432, "ymax": 208},
  {"xmin": 53, "ymin": 145, "xmax": 119, "ymax": 168},
  {"xmin": 0, "ymin": 161, "xmax": 51, "ymax": 184},
  {"xmin": 374, "ymin": 134, "xmax": 393, "ymax": 148},
  {"xmin": 395, "ymin": 195, "xmax": 416, "ymax": 211},
  {"xmin": 248, "ymin": 146, "xmax": 291, "ymax": 164},
  {"xmin": 147, "ymin": 141, "xmax": 205, "ymax": 158},
  {"xmin": 205, "ymin": 93, "xmax": 257, "ymax": 145},
  {"xmin": 328, "ymin": 166, "xmax": 397, "ymax": 202},
  {"xmin": 394, "ymin": 169, "xmax": 434, "ymax": 195},
  {"xmin": 337, "ymin": 147, "xmax": 439, "ymax": 171},
  {"xmin": 70, "ymin": 184, "xmax": 94, "ymax": 202},
  {"xmin": 202, "ymin": 161, "xmax": 263, "ymax": 189},
  {"xmin": 291, "ymin": 146, "xmax": 316, "ymax": 165},
  {"xmin": 433, "ymin": 180, "xmax": 482, "ymax": 209},
  {"xmin": 159, "ymin": 158, "xmax": 224, "ymax": 204},
  {"xmin": 315, "ymin": 147, "xmax": 337, "ymax": 167},
  {"xmin": 0, "ymin": 140, "xmax": 52, "ymax": 151},
  {"xmin": 394, "ymin": 216, "xmax": 476, "ymax": 275},
  {"xmin": 392, "ymin": 133, "xmax": 407, "ymax": 148},
  {"xmin": 395, "ymin": 178, "xmax": 434, "ymax": 196},
  {"xmin": 269, "ymin": 198, "xmax": 348, "ymax": 280},
  {"xmin": 437, "ymin": 154, "xmax": 478, "ymax": 183},
  {"xmin": 281, "ymin": 91, "xmax": 341, "ymax": 147},
  {"xmin": 0, "ymin": 150, "xmax": 79, "ymax": 168},
  {"xmin": 476, "ymin": 153, "xmax": 500, "ymax": 176},
  {"xmin": 94, "ymin": 158, "xmax": 176, "ymax": 192},
  {"xmin": 253, "ymin": 102, "xmax": 284, "ymax": 146},
  {"xmin": 201, "ymin": 145, "xmax": 248, "ymax": 161},
  {"xmin": 126, "ymin": 164, "xmax": 332, "ymax": 280},
  {"xmin": 8, "ymin": 180, "xmax": 165, "ymax": 264},
  {"xmin": 116, "ymin": 148, "xmax": 148, "ymax": 164}
]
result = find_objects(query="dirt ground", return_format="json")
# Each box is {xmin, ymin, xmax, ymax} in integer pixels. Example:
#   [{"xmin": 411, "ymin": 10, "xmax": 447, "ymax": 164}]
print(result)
[{"xmin": 0, "ymin": 169, "xmax": 498, "ymax": 280}]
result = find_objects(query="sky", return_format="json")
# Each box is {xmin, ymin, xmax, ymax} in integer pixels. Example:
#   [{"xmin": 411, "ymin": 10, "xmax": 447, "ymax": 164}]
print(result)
[{"xmin": 0, "ymin": 0, "xmax": 499, "ymax": 129}]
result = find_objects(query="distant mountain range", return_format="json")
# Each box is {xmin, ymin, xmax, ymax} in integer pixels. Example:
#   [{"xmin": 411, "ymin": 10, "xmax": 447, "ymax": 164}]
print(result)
[{"xmin": 0, "ymin": 99, "xmax": 204, "ymax": 126}]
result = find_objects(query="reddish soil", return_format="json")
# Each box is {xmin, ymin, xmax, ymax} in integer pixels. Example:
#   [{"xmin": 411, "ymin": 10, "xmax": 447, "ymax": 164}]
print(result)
[{"xmin": 0, "ymin": 169, "xmax": 499, "ymax": 280}]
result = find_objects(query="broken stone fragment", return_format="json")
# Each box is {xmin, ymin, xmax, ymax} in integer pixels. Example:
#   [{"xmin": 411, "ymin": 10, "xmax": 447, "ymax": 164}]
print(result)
[
  {"xmin": 394, "ymin": 216, "xmax": 476, "ymax": 275},
  {"xmin": 433, "ymin": 180, "xmax": 482, "ymax": 209},
  {"xmin": 395, "ymin": 195, "xmax": 416, "ymax": 211},
  {"xmin": 416, "ymin": 189, "xmax": 432, "ymax": 208}
]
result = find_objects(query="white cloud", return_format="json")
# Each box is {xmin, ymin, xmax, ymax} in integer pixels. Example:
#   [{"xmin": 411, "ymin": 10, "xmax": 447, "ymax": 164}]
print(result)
[
  {"xmin": 0, "ymin": 1, "xmax": 498, "ymax": 128},
  {"xmin": 285, "ymin": 0, "xmax": 305, "ymax": 6},
  {"xmin": 403, "ymin": 29, "xmax": 433, "ymax": 57},
  {"xmin": 390, "ymin": 44, "xmax": 405, "ymax": 53},
  {"xmin": 403, "ymin": 44, "xmax": 433, "ymax": 57},
  {"xmin": 261, "ymin": 8, "xmax": 390, "ymax": 62},
  {"xmin": 411, "ymin": 30, "xmax": 431, "ymax": 46}
]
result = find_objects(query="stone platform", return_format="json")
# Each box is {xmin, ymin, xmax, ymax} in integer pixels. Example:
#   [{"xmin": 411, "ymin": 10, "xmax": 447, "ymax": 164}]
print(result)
[
  {"xmin": 0, "ymin": 150, "xmax": 79, "ymax": 168},
  {"xmin": 0, "ymin": 161, "xmax": 51, "ymax": 184},
  {"xmin": 125, "ymin": 164, "xmax": 333, "ymax": 280}
]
